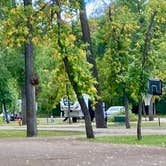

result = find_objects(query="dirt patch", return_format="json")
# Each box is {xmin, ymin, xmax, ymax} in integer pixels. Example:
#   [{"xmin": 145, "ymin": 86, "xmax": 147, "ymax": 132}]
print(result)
[{"xmin": 0, "ymin": 137, "xmax": 166, "ymax": 166}]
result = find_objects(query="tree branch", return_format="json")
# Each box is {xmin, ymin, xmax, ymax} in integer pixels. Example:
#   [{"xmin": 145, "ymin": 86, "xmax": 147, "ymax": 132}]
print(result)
[{"xmin": 142, "ymin": 10, "xmax": 157, "ymax": 69}]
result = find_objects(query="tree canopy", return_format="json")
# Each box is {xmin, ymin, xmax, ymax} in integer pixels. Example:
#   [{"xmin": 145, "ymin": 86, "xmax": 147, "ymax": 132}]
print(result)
[{"xmin": 0, "ymin": 0, "xmax": 165, "ymax": 138}]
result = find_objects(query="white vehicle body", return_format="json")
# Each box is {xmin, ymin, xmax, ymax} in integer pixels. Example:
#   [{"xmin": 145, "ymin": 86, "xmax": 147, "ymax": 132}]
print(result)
[
  {"xmin": 106, "ymin": 106, "xmax": 125, "ymax": 117},
  {"xmin": 60, "ymin": 94, "xmax": 90, "ymax": 119}
]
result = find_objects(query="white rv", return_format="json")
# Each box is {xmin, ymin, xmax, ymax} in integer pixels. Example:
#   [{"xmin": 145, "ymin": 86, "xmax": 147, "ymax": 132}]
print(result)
[{"xmin": 60, "ymin": 94, "xmax": 90, "ymax": 122}]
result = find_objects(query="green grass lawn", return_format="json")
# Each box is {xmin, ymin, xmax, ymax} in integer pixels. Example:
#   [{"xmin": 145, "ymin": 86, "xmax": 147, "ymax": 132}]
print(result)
[
  {"xmin": 87, "ymin": 135, "xmax": 166, "ymax": 147},
  {"xmin": 107, "ymin": 121, "xmax": 166, "ymax": 128},
  {"xmin": 0, "ymin": 130, "xmax": 83, "ymax": 138}
]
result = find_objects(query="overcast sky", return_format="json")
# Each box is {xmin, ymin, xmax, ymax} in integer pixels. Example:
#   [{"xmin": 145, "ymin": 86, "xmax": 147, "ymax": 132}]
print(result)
[
  {"xmin": 16, "ymin": 0, "xmax": 111, "ymax": 17},
  {"xmin": 86, "ymin": 0, "xmax": 111, "ymax": 17}
]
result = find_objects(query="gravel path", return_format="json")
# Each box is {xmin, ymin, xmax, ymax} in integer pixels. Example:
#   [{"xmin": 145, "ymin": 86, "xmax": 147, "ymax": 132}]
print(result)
[
  {"xmin": 0, "ymin": 137, "xmax": 166, "ymax": 166},
  {"xmin": 1, "ymin": 119, "xmax": 166, "ymax": 166}
]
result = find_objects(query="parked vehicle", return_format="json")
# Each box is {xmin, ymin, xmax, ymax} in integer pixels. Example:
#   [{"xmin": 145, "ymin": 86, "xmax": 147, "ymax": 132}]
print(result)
[
  {"xmin": 106, "ymin": 106, "xmax": 125, "ymax": 117},
  {"xmin": 60, "ymin": 94, "xmax": 94, "ymax": 122},
  {"xmin": 60, "ymin": 98, "xmax": 83, "ymax": 122}
]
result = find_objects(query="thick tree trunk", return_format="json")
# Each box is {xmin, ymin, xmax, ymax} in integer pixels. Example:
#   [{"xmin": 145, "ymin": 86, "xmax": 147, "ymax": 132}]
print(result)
[
  {"xmin": 95, "ymin": 100, "xmax": 105, "ymax": 128},
  {"xmin": 21, "ymin": 86, "xmax": 26, "ymax": 125},
  {"xmin": 78, "ymin": 96, "xmax": 95, "ymax": 138},
  {"xmin": 24, "ymin": 41, "xmax": 37, "ymax": 137},
  {"xmin": 124, "ymin": 92, "xmax": 130, "ymax": 129},
  {"xmin": 55, "ymin": 0, "xmax": 94, "ymax": 138},
  {"xmin": 137, "ymin": 100, "xmax": 142, "ymax": 140},
  {"xmin": 148, "ymin": 97, "xmax": 154, "ymax": 121},
  {"xmin": 79, "ymin": 0, "xmax": 105, "ymax": 128},
  {"xmin": 24, "ymin": 0, "xmax": 37, "ymax": 137},
  {"xmin": 66, "ymin": 84, "xmax": 72, "ymax": 124},
  {"xmin": 63, "ymin": 57, "xmax": 94, "ymax": 138},
  {"xmin": 142, "ymin": 102, "xmax": 147, "ymax": 120}
]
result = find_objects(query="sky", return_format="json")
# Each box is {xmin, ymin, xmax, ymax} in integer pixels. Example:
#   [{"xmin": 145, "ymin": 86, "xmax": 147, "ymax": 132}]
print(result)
[
  {"xmin": 15, "ymin": 0, "xmax": 111, "ymax": 17},
  {"xmin": 86, "ymin": 0, "xmax": 111, "ymax": 17}
]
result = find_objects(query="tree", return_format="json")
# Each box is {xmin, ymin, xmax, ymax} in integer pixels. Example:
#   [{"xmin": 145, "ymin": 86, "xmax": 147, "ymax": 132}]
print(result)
[
  {"xmin": 0, "ymin": 61, "xmax": 18, "ymax": 123},
  {"xmin": 79, "ymin": 0, "xmax": 105, "ymax": 128},
  {"xmin": 34, "ymin": 46, "xmax": 68, "ymax": 117},
  {"xmin": 23, "ymin": 0, "xmax": 37, "ymax": 137},
  {"xmin": 54, "ymin": 0, "xmax": 95, "ymax": 138},
  {"xmin": 123, "ymin": 0, "xmax": 166, "ymax": 139},
  {"xmin": 94, "ymin": 0, "xmax": 166, "ymax": 135},
  {"xmin": 0, "ymin": 0, "xmax": 95, "ymax": 138},
  {"xmin": 96, "ymin": 2, "xmax": 137, "ymax": 128},
  {"xmin": 0, "ymin": 0, "xmax": 38, "ymax": 136}
]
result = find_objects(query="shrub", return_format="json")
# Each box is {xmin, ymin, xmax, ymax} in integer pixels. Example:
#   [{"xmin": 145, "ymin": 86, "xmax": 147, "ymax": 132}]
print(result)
[{"xmin": 107, "ymin": 111, "xmax": 137, "ymax": 122}]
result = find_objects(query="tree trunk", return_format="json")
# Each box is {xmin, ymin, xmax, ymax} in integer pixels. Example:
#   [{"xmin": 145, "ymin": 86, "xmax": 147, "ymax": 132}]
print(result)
[
  {"xmin": 142, "ymin": 11, "xmax": 157, "ymax": 68},
  {"xmin": 148, "ymin": 97, "xmax": 154, "ymax": 121},
  {"xmin": 137, "ymin": 100, "xmax": 142, "ymax": 140},
  {"xmin": 2, "ymin": 100, "xmax": 9, "ymax": 124},
  {"xmin": 79, "ymin": 0, "xmax": 105, "ymax": 128},
  {"xmin": 55, "ymin": 0, "xmax": 94, "ymax": 138},
  {"xmin": 78, "ymin": 96, "xmax": 95, "ymax": 138},
  {"xmin": 153, "ymin": 102, "xmax": 156, "ymax": 116},
  {"xmin": 142, "ymin": 101, "xmax": 147, "ymax": 121},
  {"xmin": 124, "ymin": 91, "xmax": 130, "ymax": 129},
  {"xmin": 95, "ymin": 100, "xmax": 105, "ymax": 128},
  {"xmin": 21, "ymin": 85, "xmax": 26, "ymax": 125},
  {"xmin": 24, "ymin": 0, "xmax": 37, "ymax": 137},
  {"xmin": 24, "ymin": 41, "xmax": 37, "ymax": 137},
  {"xmin": 66, "ymin": 84, "xmax": 72, "ymax": 124},
  {"xmin": 63, "ymin": 57, "xmax": 94, "ymax": 138},
  {"xmin": 137, "ymin": 11, "xmax": 157, "ymax": 141}
]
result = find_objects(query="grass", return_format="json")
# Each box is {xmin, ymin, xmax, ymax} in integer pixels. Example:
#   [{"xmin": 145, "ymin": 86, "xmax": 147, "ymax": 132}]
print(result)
[
  {"xmin": 87, "ymin": 135, "xmax": 166, "ymax": 147},
  {"xmin": 108, "ymin": 121, "xmax": 166, "ymax": 128},
  {"xmin": 1, "ymin": 117, "xmax": 165, "ymax": 128},
  {"xmin": 2, "ymin": 130, "xmax": 166, "ymax": 147},
  {"xmin": 0, "ymin": 130, "xmax": 83, "ymax": 138}
]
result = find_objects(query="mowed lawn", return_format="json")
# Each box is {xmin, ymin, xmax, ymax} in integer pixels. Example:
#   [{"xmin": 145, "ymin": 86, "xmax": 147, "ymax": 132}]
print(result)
[
  {"xmin": 0, "ymin": 130, "xmax": 83, "ymax": 138},
  {"xmin": 87, "ymin": 135, "xmax": 166, "ymax": 147}
]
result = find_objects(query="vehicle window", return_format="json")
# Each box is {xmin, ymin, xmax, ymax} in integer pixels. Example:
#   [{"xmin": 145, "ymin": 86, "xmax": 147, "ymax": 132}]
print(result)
[{"xmin": 63, "ymin": 99, "xmax": 74, "ymax": 105}]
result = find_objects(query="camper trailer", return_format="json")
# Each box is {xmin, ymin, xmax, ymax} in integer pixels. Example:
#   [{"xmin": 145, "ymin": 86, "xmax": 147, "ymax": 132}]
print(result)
[{"xmin": 60, "ymin": 94, "xmax": 92, "ymax": 122}]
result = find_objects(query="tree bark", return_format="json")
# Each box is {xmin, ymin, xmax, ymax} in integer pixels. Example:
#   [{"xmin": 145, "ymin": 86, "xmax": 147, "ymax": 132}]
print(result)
[
  {"xmin": 24, "ymin": 0, "xmax": 37, "ymax": 137},
  {"xmin": 63, "ymin": 57, "xmax": 94, "ymax": 138},
  {"xmin": 79, "ymin": 0, "xmax": 105, "ymax": 128},
  {"xmin": 21, "ymin": 85, "xmax": 26, "ymax": 125},
  {"xmin": 137, "ymin": 100, "xmax": 142, "ymax": 140},
  {"xmin": 2, "ymin": 100, "xmax": 9, "ymax": 124},
  {"xmin": 142, "ymin": 11, "xmax": 157, "ymax": 67},
  {"xmin": 55, "ymin": 0, "xmax": 94, "ymax": 138},
  {"xmin": 66, "ymin": 84, "xmax": 72, "ymax": 124},
  {"xmin": 124, "ymin": 91, "xmax": 130, "ymax": 129},
  {"xmin": 142, "ymin": 101, "xmax": 147, "ymax": 120},
  {"xmin": 148, "ymin": 97, "xmax": 154, "ymax": 121},
  {"xmin": 24, "ymin": 41, "xmax": 37, "ymax": 137}
]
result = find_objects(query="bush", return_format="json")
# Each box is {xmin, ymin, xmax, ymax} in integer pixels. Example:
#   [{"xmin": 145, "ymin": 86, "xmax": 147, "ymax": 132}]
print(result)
[
  {"xmin": 0, "ymin": 117, "xmax": 3, "ymax": 124},
  {"xmin": 107, "ymin": 111, "xmax": 137, "ymax": 122},
  {"xmin": 129, "ymin": 112, "xmax": 137, "ymax": 121}
]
